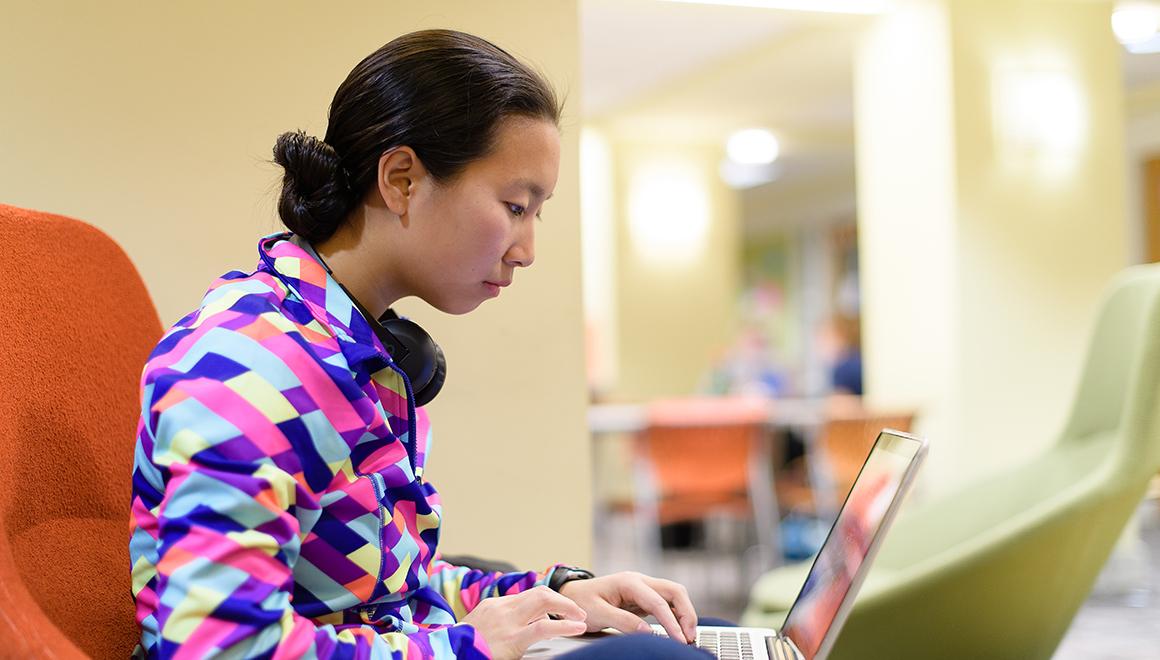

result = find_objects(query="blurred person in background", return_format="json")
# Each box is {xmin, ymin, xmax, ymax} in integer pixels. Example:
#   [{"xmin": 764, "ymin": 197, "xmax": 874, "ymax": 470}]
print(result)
[
  {"xmin": 701, "ymin": 323, "xmax": 789, "ymax": 397},
  {"xmin": 828, "ymin": 313, "xmax": 863, "ymax": 397}
]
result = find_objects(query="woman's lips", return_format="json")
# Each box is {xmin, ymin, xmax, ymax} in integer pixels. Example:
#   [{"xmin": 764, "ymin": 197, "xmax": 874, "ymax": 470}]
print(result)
[{"xmin": 483, "ymin": 280, "xmax": 510, "ymax": 297}]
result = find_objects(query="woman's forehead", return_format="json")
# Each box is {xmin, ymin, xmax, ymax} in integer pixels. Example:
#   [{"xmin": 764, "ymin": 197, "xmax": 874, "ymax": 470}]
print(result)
[{"xmin": 473, "ymin": 117, "xmax": 560, "ymax": 192}]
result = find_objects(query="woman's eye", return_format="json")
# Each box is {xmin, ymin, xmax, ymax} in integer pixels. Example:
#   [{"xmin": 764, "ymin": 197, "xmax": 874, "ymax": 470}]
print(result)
[{"xmin": 506, "ymin": 203, "xmax": 526, "ymax": 217}]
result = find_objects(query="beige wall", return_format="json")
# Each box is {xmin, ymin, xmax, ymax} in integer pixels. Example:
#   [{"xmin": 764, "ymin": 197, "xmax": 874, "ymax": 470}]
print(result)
[
  {"xmin": 856, "ymin": 0, "xmax": 1130, "ymax": 491},
  {"xmin": 854, "ymin": 0, "xmax": 960, "ymax": 485},
  {"xmin": 605, "ymin": 137, "xmax": 743, "ymax": 400},
  {"xmin": 1, "ymin": 1, "xmax": 589, "ymax": 571},
  {"xmin": 741, "ymin": 170, "xmax": 857, "ymax": 233},
  {"xmin": 949, "ymin": 0, "xmax": 1128, "ymax": 479}
]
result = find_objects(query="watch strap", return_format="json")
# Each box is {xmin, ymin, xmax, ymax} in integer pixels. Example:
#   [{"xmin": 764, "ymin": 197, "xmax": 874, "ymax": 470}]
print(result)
[{"xmin": 548, "ymin": 565, "xmax": 595, "ymax": 592}]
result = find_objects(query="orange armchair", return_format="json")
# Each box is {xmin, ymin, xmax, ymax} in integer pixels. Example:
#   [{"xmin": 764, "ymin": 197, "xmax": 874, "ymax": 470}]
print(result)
[{"xmin": 0, "ymin": 204, "xmax": 162, "ymax": 657}]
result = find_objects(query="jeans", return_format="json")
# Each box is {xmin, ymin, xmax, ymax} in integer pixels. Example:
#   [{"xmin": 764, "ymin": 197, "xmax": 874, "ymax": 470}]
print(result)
[{"xmin": 555, "ymin": 617, "xmax": 736, "ymax": 659}]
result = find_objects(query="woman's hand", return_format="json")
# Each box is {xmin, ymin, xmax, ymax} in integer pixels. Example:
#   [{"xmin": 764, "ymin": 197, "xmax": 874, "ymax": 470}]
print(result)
[
  {"xmin": 459, "ymin": 585, "xmax": 588, "ymax": 660},
  {"xmin": 558, "ymin": 571, "xmax": 697, "ymax": 644}
]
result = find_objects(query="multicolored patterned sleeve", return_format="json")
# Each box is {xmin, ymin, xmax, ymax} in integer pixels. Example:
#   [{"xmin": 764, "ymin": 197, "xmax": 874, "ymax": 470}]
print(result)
[
  {"xmin": 140, "ymin": 354, "xmax": 490, "ymax": 658},
  {"xmin": 425, "ymin": 558, "xmax": 562, "ymax": 620}
]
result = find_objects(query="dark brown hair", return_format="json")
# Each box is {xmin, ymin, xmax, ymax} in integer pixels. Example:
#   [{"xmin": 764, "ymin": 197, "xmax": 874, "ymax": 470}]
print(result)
[{"xmin": 273, "ymin": 29, "xmax": 561, "ymax": 242}]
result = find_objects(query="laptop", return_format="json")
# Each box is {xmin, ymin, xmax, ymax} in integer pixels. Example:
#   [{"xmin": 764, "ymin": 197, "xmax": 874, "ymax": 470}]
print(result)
[{"xmin": 523, "ymin": 429, "xmax": 928, "ymax": 660}]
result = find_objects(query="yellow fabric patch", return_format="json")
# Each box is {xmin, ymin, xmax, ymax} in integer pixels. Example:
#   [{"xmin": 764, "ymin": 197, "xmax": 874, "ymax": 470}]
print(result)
[
  {"xmin": 156, "ymin": 429, "xmax": 210, "ymax": 466},
  {"xmin": 274, "ymin": 256, "xmax": 301, "ymax": 279},
  {"xmin": 333, "ymin": 461, "xmax": 356, "ymax": 482},
  {"xmin": 312, "ymin": 610, "xmax": 344, "ymax": 627},
  {"xmin": 302, "ymin": 319, "xmax": 333, "ymax": 341},
  {"xmin": 200, "ymin": 288, "xmax": 251, "ymax": 320},
  {"xmin": 224, "ymin": 529, "xmax": 280, "ymax": 556},
  {"xmin": 279, "ymin": 608, "xmax": 298, "ymax": 645},
  {"xmin": 252, "ymin": 463, "xmax": 299, "ymax": 510},
  {"xmin": 263, "ymin": 310, "xmax": 333, "ymax": 344},
  {"xmin": 334, "ymin": 626, "xmax": 382, "ymax": 648},
  {"xmin": 416, "ymin": 510, "xmax": 441, "ymax": 535},
  {"xmin": 381, "ymin": 631, "xmax": 413, "ymax": 653},
  {"xmin": 384, "ymin": 552, "xmax": 413, "ymax": 593},
  {"xmin": 434, "ymin": 568, "xmax": 469, "ymax": 620},
  {"xmin": 347, "ymin": 543, "xmax": 381, "ymax": 574},
  {"xmin": 163, "ymin": 584, "xmax": 227, "ymax": 643},
  {"xmin": 371, "ymin": 369, "xmax": 406, "ymax": 400},
  {"xmin": 223, "ymin": 372, "xmax": 298, "ymax": 424},
  {"xmin": 131, "ymin": 555, "xmax": 156, "ymax": 596},
  {"xmin": 262, "ymin": 311, "xmax": 301, "ymax": 333}
]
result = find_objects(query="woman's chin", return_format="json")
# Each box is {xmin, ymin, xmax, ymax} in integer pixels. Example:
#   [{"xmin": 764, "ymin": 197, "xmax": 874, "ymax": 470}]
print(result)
[{"xmin": 427, "ymin": 296, "xmax": 485, "ymax": 316}]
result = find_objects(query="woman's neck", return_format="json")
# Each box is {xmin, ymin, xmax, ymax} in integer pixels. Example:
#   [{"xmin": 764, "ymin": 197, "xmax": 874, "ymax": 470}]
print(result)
[{"xmin": 295, "ymin": 209, "xmax": 403, "ymax": 319}]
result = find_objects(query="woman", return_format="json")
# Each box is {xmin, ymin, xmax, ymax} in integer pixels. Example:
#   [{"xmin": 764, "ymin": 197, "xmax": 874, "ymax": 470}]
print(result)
[{"xmin": 129, "ymin": 29, "xmax": 709, "ymax": 659}]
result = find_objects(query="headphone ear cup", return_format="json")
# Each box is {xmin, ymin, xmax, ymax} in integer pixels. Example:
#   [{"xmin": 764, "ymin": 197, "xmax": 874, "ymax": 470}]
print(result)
[
  {"xmin": 412, "ymin": 341, "xmax": 446, "ymax": 407},
  {"xmin": 381, "ymin": 317, "xmax": 446, "ymax": 407}
]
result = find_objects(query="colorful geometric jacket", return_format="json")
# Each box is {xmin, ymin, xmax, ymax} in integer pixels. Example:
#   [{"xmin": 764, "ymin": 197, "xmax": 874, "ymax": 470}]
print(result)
[{"xmin": 129, "ymin": 233, "xmax": 558, "ymax": 658}]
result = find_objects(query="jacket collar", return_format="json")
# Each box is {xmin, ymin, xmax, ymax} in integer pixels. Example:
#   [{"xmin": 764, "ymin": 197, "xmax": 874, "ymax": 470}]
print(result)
[{"xmin": 256, "ymin": 232, "xmax": 390, "ymax": 372}]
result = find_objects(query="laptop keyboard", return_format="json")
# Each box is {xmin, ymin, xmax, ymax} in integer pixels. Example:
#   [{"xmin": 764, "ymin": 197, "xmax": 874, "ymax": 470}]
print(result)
[{"xmin": 653, "ymin": 627, "xmax": 756, "ymax": 659}]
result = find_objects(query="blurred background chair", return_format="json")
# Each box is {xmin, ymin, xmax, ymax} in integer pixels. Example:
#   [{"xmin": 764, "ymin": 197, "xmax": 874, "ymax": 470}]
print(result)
[
  {"xmin": 742, "ymin": 263, "xmax": 1160, "ymax": 659},
  {"xmin": 629, "ymin": 396, "xmax": 781, "ymax": 584},
  {"xmin": 0, "ymin": 204, "xmax": 162, "ymax": 657},
  {"xmin": 776, "ymin": 402, "xmax": 916, "ymax": 521}
]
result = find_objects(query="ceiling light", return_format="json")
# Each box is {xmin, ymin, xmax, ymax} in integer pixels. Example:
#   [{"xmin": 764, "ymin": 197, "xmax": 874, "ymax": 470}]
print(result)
[
  {"xmin": 719, "ymin": 159, "xmax": 780, "ymax": 189},
  {"xmin": 727, "ymin": 128, "xmax": 780, "ymax": 165},
  {"xmin": 1112, "ymin": 2, "xmax": 1160, "ymax": 45},
  {"xmin": 659, "ymin": 0, "xmax": 892, "ymax": 15}
]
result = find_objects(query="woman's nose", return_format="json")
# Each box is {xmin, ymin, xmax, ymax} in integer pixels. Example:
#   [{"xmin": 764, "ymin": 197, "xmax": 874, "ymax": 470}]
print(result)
[{"xmin": 504, "ymin": 223, "xmax": 535, "ymax": 268}]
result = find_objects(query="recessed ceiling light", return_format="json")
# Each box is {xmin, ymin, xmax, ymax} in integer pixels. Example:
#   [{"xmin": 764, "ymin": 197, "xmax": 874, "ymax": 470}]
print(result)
[
  {"xmin": 1113, "ymin": 1, "xmax": 1160, "ymax": 45},
  {"xmin": 719, "ymin": 159, "xmax": 780, "ymax": 189},
  {"xmin": 727, "ymin": 128, "xmax": 780, "ymax": 165}
]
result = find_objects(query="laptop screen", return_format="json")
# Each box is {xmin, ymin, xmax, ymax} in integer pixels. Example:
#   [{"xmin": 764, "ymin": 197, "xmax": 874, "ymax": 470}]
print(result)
[{"xmin": 779, "ymin": 431, "xmax": 923, "ymax": 659}]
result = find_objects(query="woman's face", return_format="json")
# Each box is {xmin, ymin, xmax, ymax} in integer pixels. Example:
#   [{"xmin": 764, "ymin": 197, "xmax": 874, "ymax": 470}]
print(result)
[{"xmin": 394, "ymin": 115, "xmax": 560, "ymax": 315}]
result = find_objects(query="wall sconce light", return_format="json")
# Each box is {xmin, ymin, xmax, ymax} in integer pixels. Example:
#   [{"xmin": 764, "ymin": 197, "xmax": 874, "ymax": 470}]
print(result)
[
  {"xmin": 991, "ymin": 63, "xmax": 1086, "ymax": 179},
  {"xmin": 628, "ymin": 160, "xmax": 710, "ymax": 266}
]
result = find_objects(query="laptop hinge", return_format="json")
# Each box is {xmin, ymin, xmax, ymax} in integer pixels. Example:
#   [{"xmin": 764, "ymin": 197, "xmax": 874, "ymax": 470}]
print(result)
[{"xmin": 767, "ymin": 634, "xmax": 803, "ymax": 660}]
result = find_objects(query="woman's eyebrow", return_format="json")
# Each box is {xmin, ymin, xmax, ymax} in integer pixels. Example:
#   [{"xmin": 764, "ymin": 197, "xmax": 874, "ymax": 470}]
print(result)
[{"xmin": 512, "ymin": 179, "xmax": 552, "ymax": 201}]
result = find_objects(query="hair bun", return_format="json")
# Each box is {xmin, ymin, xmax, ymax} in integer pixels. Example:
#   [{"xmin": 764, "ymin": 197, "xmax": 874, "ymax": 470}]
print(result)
[{"xmin": 273, "ymin": 130, "xmax": 353, "ymax": 242}]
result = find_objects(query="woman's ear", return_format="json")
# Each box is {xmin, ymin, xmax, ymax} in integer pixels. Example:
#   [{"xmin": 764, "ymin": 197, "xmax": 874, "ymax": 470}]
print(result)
[{"xmin": 376, "ymin": 147, "xmax": 425, "ymax": 218}]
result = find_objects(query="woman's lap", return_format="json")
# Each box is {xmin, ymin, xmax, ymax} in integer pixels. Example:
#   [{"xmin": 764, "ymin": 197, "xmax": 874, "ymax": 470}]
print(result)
[
  {"xmin": 554, "ymin": 617, "xmax": 735, "ymax": 660},
  {"xmin": 554, "ymin": 634, "xmax": 712, "ymax": 659}
]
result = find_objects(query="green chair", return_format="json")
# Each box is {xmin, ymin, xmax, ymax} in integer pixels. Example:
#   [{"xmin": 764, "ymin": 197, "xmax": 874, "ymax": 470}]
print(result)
[{"xmin": 742, "ymin": 264, "xmax": 1160, "ymax": 659}]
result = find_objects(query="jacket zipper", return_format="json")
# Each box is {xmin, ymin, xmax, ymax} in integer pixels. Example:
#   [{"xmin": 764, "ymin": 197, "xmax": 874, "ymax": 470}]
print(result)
[
  {"xmin": 369, "ymin": 470, "xmax": 389, "ymax": 597},
  {"xmin": 383, "ymin": 358, "xmax": 419, "ymax": 475}
]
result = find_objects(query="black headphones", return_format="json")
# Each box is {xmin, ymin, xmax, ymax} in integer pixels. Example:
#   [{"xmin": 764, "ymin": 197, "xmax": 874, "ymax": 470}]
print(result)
[{"xmin": 294, "ymin": 237, "xmax": 447, "ymax": 407}]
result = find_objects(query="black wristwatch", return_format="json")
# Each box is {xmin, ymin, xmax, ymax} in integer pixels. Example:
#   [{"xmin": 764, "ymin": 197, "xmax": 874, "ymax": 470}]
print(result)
[{"xmin": 548, "ymin": 565, "xmax": 595, "ymax": 592}]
